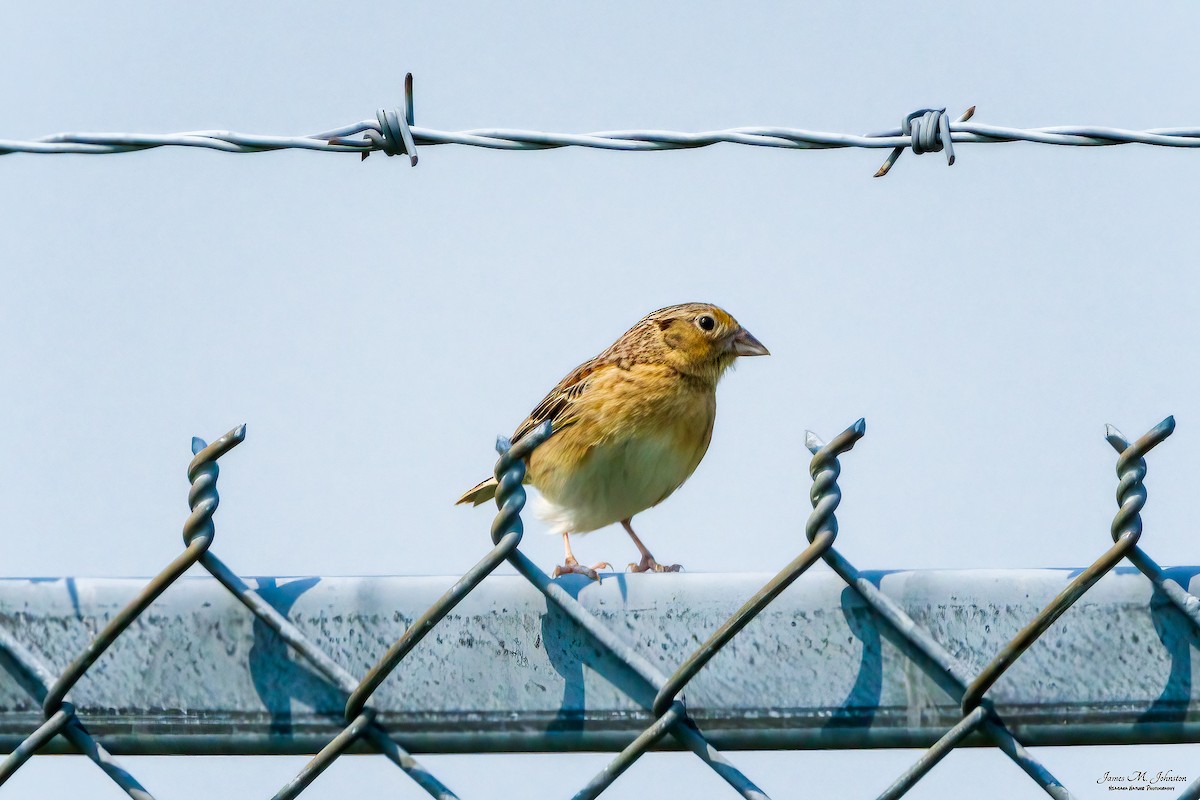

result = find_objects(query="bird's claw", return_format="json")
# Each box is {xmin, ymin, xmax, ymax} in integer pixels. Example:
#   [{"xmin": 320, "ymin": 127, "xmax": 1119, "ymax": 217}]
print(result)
[
  {"xmin": 553, "ymin": 558, "xmax": 613, "ymax": 582},
  {"xmin": 627, "ymin": 557, "xmax": 683, "ymax": 574}
]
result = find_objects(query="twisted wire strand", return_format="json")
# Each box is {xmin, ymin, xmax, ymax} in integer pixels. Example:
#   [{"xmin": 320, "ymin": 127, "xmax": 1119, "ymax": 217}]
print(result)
[
  {"xmin": 574, "ymin": 423, "xmax": 867, "ymax": 798},
  {"xmin": 804, "ymin": 419, "xmax": 866, "ymax": 540},
  {"xmin": 344, "ymin": 422, "xmax": 553, "ymax": 719},
  {"xmin": 8, "ymin": 73, "xmax": 1200, "ymax": 179},
  {"xmin": 490, "ymin": 421, "xmax": 551, "ymax": 545},
  {"xmin": 480, "ymin": 426, "xmax": 769, "ymax": 798},
  {"xmin": 959, "ymin": 417, "xmax": 1176, "ymax": 717},
  {"xmin": 803, "ymin": 442, "xmax": 1071, "ymax": 798},
  {"xmin": 273, "ymin": 422, "xmax": 557, "ymax": 800},
  {"xmin": 646, "ymin": 419, "xmax": 867, "ymax": 724},
  {"xmin": 0, "ymin": 425, "xmax": 245, "ymax": 798},
  {"xmin": 884, "ymin": 419, "xmax": 1178, "ymax": 799},
  {"xmin": 184, "ymin": 425, "xmax": 245, "ymax": 544},
  {"xmin": 38, "ymin": 425, "xmax": 245, "ymax": 717},
  {"xmin": 1104, "ymin": 418, "xmax": 1200, "ymax": 800},
  {"xmin": 1108, "ymin": 416, "xmax": 1175, "ymax": 541},
  {"xmin": 1104, "ymin": 420, "xmax": 1200, "ymax": 635},
  {"xmin": 12, "ymin": 121, "xmax": 1200, "ymax": 155}
]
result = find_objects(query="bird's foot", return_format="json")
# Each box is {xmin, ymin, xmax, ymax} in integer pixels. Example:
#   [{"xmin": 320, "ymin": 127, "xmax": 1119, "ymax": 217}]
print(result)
[
  {"xmin": 552, "ymin": 557, "xmax": 613, "ymax": 581},
  {"xmin": 627, "ymin": 556, "xmax": 682, "ymax": 574}
]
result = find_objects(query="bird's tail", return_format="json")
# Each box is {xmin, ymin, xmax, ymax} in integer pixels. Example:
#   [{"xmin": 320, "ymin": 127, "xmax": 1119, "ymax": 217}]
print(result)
[{"xmin": 456, "ymin": 476, "xmax": 499, "ymax": 506}]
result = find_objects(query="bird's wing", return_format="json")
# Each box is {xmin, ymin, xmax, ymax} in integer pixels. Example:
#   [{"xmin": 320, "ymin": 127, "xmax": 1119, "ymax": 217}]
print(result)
[{"xmin": 511, "ymin": 358, "xmax": 604, "ymax": 445}]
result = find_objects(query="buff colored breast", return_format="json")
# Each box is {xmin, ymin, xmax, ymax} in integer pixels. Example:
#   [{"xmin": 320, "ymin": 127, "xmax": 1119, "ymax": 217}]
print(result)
[{"xmin": 527, "ymin": 362, "xmax": 716, "ymax": 534}]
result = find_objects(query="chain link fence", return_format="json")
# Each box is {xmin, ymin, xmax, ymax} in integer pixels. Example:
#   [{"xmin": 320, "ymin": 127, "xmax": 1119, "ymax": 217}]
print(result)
[{"xmin": 0, "ymin": 415, "xmax": 1196, "ymax": 798}]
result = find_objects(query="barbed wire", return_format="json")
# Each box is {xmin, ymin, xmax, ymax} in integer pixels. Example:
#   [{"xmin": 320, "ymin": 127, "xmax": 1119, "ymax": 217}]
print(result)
[{"xmin": 5, "ymin": 74, "xmax": 1200, "ymax": 175}]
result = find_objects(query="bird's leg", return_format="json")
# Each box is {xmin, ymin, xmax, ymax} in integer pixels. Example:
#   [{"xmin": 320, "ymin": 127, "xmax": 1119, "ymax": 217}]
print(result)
[
  {"xmin": 622, "ymin": 519, "xmax": 682, "ymax": 573},
  {"xmin": 552, "ymin": 532, "xmax": 612, "ymax": 581}
]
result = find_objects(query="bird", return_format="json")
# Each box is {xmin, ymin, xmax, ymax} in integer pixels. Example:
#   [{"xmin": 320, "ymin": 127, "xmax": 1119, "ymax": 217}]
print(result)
[{"xmin": 457, "ymin": 302, "xmax": 769, "ymax": 580}]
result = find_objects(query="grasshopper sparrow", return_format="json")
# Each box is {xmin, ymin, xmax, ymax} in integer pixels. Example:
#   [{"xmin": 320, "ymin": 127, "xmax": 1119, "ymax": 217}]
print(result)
[{"xmin": 458, "ymin": 303, "xmax": 768, "ymax": 580}]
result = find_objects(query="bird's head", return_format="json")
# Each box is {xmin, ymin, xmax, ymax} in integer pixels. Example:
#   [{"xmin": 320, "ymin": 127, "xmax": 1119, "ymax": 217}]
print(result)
[{"xmin": 627, "ymin": 302, "xmax": 769, "ymax": 385}]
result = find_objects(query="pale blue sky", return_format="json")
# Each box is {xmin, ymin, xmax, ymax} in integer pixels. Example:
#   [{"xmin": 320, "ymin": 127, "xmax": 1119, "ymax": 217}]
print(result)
[{"xmin": 2, "ymin": 1, "xmax": 1198, "ymax": 797}]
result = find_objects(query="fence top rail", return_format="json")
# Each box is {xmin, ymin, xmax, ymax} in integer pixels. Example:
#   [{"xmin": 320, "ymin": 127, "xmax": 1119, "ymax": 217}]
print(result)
[{"xmin": 0, "ymin": 568, "xmax": 1196, "ymax": 756}]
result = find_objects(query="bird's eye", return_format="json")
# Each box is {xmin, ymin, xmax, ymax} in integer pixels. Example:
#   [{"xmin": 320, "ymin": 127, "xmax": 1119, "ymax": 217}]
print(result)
[{"xmin": 697, "ymin": 315, "xmax": 716, "ymax": 332}]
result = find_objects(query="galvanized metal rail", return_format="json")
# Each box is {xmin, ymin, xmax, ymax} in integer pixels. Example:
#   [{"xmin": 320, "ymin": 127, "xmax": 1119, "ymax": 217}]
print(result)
[
  {"xmin": 4, "ymin": 569, "xmax": 1200, "ymax": 753},
  {"xmin": 6, "ymin": 74, "xmax": 1200, "ymax": 175},
  {"xmin": 0, "ymin": 416, "xmax": 1196, "ymax": 799}
]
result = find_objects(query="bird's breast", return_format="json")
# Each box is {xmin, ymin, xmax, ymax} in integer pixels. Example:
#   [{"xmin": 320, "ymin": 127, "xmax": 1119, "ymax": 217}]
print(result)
[{"xmin": 529, "ymin": 368, "xmax": 716, "ymax": 533}]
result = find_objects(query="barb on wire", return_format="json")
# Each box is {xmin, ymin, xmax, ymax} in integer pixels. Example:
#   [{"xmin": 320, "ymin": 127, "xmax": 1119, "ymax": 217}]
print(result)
[
  {"xmin": 6, "ymin": 76, "xmax": 1200, "ymax": 175},
  {"xmin": 361, "ymin": 72, "xmax": 417, "ymax": 165},
  {"xmin": 874, "ymin": 106, "xmax": 975, "ymax": 177}
]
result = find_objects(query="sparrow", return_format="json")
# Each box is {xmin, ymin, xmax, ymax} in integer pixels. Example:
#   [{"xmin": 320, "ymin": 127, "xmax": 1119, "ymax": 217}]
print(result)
[{"xmin": 457, "ymin": 303, "xmax": 768, "ymax": 580}]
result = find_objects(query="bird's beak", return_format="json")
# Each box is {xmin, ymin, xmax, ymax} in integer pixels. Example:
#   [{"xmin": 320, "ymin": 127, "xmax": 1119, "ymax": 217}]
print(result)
[{"xmin": 731, "ymin": 328, "xmax": 770, "ymax": 357}]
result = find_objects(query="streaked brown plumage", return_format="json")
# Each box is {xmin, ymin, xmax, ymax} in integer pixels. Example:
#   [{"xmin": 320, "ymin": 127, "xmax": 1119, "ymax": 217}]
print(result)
[{"xmin": 458, "ymin": 302, "xmax": 768, "ymax": 579}]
